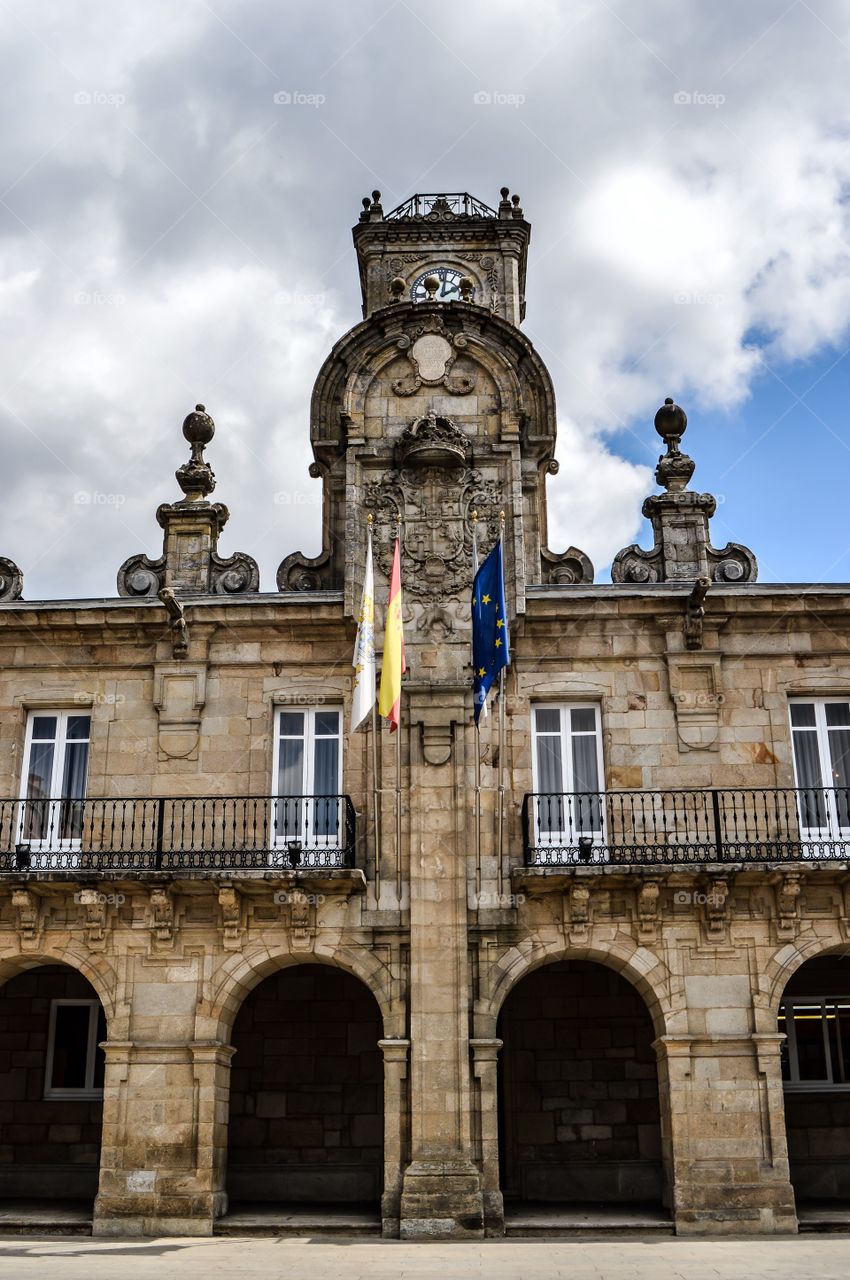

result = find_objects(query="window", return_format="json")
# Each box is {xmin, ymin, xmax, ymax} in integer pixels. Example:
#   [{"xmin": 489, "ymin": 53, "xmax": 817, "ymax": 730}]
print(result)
[
  {"xmin": 780, "ymin": 997, "xmax": 850, "ymax": 1089},
  {"xmin": 530, "ymin": 703, "xmax": 605, "ymax": 851},
  {"xmin": 44, "ymin": 999, "xmax": 106, "ymax": 1099},
  {"xmin": 789, "ymin": 698, "xmax": 850, "ymax": 838},
  {"xmin": 19, "ymin": 711, "xmax": 91, "ymax": 850},
  {"xmin": 272, "ymin": 706, "xmax": 342, "ymax": 850}
]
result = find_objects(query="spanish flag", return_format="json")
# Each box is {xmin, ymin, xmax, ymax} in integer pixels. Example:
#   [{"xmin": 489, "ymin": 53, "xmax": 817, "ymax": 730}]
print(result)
[{"xmin": 378, "ymin": 535, "xmax": 405, "ymax": 732}]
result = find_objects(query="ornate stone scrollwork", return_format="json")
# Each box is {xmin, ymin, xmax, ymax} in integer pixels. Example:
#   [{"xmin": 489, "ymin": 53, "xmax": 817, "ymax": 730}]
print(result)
[
  {"xmin": 210, "ymin": 552, "xmax": 260, "ymax": 594},
  {"xmin": 276, "ymin": 547, "xmax": 335, "ymax": 592},
  {"xmin": 363, "ymin": 462, "xmax": 504, "ymax": 606},
  {"xmin": 396, "ymin": 411, "xmax": 471, "ymax": 469},
  {"xmin": 0, "ymin": 557, "xmax": 23, "ymax": 601},
  {"xmin": 391, "ymin": 322, "xmax": 475, "ymax": 397},
  {"xmin": 611, "ymin": 398, "xmax": 758, "ymax": 584},
  {"xmin": 540, "ymin": 546, "xmax": 594, "ymax": 586},
  {"xmin": 116, "ymin": 554, "xmax": 166, "ymax": 598}
]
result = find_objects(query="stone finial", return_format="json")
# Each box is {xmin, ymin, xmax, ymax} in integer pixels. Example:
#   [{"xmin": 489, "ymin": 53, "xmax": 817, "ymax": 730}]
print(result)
[
  {"xmin": 0, "ymin": 556, "xmax": 23, "ymax": 602},
  {"xmin": 498, "ymin": 186, "xmax": 512, "ymax": 218},
  {"xmin": 458, "ymin": 276, "xmax": 474, "ymax": 302},
  {"xmin": 423, "ymin": 274, "xmax": 440, "ymax": 300},
  {"xmin": 390, "ymin": 276, "xmax": 406, "ymax": 302},
  {"xmin": 117, "ymin": 404, "xmax": 260, "ymax": 598},
  {"xmin": 611, "ymin": 397, "xmax": 757, "ymax": 584},
  {"xmin": 175, "ymin": 404, "xmax": 216, "ymax": 500}
]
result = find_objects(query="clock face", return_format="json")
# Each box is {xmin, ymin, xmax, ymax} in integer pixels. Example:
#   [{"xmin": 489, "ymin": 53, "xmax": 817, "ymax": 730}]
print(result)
[{"xmin": 411, "ymin": 266, "xmax": 470, "ymax": 303}]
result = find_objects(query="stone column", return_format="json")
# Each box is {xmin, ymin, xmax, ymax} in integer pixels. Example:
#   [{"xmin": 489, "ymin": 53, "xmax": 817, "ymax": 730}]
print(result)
[
  {"xmin": 655, "ymin": 1033, "xmax": 797, "ymax": 1234},
  {"xmin": 470, "ymin": 1037, "xmax": 504, "ymax": 1235},
  {"xmin": 379, "ymin": 1038, "xmax": 410, "ymax": 1236},
  {"xmin": 399, "ymin": 685, "xmax": 485, "ymax": 1238},
  {"xmin": 94, "ymin": 1040, "xmax": 231, "ymax": 1236}
]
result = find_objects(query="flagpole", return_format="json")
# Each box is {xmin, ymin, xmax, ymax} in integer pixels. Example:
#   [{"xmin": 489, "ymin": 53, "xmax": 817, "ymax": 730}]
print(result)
[
  {"xmin": 471, "ymin": 508, "xmax": 482, "ymax": 902},
  {"xmin": 497, "ymin": 510, "xmax": 506, "ymax": 898},
  {"xmin": 369, "ymin": 513, "xmax": 381, "ymax": 907},
  {"xmin": 394, "ymin": 512, "xmax": 403, "ymax": 906}
]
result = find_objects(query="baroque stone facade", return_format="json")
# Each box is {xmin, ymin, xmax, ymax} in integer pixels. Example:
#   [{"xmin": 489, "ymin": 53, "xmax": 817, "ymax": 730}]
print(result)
[{"xmin": 0, "ymin": 190, "xmax": 849, "ymax": 1240}]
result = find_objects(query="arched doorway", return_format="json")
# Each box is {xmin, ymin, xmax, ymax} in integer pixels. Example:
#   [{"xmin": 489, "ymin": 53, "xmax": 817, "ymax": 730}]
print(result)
[
  {"xmin": 779, "ymin": 952, "xmax": 850, "ymax": 1212},
  {"xmin": 497, "ymin": 959, "xmax": 666, "ymax": 1220},
  {"xmin": 226, "ymin": 963, "xmax": 384, "ymax": 1216},
  {"xmin": 0, "ymin": 962, "xmax": 106, "ymax": 1218}
]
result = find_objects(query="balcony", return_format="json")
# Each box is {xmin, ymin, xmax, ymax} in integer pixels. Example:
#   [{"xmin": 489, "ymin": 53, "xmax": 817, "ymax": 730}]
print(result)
[
  {"xmin": 522, "ymin": 787, "xmax": 850, "ymax": 866},
  {"xmin": 0, "ymin": 795, "xmax": 356, "ymax": 873}
]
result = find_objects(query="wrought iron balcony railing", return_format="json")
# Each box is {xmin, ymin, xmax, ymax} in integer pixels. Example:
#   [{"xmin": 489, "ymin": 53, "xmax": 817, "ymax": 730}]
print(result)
[
  {"xmin": 0, "ymin": 795, "xmax": 356, "ymax": 873},
  {"xmin": 522, "ymin": 787, "xmax": 850, "ymax": 866},
  {"xmin": 385, "ymin": 192, "xmax": 497, "ymax": 220}
]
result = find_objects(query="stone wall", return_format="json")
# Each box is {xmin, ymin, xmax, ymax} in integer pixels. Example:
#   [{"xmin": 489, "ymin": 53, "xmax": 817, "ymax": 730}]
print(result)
[
  {"xmin": 0, "ymin": 965, "xmax": 103, "ymax": 1199},
  {"xmin": 227, "ymin": 964, "xmax": 384, "ymax": 1204},
  {"xmin": 498, "ymin": 960, "xmax": 663, "ymax": 1204}
]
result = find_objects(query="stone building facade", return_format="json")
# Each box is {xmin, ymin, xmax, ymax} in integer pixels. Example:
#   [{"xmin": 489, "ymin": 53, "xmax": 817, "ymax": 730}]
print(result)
[{"xmin": 1, "ymin": 189, "xmax": 849, "ymax": 1238}]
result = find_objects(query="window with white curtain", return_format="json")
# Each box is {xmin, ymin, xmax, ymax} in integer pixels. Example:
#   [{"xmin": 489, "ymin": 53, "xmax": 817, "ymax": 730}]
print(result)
[
  {"xmin": 530, "ymin": 703, "xmax": 605, "ymax": 847},
  {"xmin": 789, "ymin": 698, "xmax": 850, "ymax": 837},
  {"xmin": 272, "ymin": 706, "xmax": 342, "ymax": 848},
  {"xmin": 18, "ymin": 711, "xmax": 91, "ymax": 849}
]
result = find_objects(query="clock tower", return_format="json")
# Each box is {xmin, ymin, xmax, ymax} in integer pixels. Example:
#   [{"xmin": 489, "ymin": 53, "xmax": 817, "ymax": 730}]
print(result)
[
  {"xmin": 353, "ymin": 188, "xmax": 530, "ymax": 324},
  {"xmin": 277, "ymin": 190, "xmax": 593, "ymax": 1237}
]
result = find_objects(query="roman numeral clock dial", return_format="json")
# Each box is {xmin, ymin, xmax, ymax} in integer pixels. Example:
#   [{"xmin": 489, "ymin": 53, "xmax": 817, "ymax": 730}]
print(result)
[{"xmin": 411, "ymin": 267, "xmax": 470, "ymax": 302}]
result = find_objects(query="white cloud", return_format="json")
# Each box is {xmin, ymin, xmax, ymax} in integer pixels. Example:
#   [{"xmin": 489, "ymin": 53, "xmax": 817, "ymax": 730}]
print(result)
[{"xmin": 1, "ymin": 0, "xmax": 850, "ymax": 592}]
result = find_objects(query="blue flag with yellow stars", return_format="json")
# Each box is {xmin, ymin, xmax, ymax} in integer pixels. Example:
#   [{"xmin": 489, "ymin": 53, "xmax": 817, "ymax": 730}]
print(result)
[{"xmin": 472, "ymin": 539, "xmax": 509, "ymax": 724}]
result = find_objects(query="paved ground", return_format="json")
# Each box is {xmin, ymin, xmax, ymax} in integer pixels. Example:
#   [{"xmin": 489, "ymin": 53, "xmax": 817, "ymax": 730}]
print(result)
[{"xmin": 1, "ymin": 1235, "xmax": 850, "ymax": 1280}]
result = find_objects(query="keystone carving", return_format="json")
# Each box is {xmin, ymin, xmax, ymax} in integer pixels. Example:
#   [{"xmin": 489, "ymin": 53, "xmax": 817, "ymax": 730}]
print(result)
[
  {"xmin": 636, "ymin": 879, "xmax": 660, "ymax": 943},
  {"xmin": 76, "ymin": 887, "xmax": 109, "ymax": 947},
  {"xmin": 11, "ymin": 887, "xmax": 41, "ymax": 947},
  {"xmin": 148, "ymin": 886, "xmax": 175, "ymax": 944},
  {"xmin": 566, "ymin": 881, "xmax": 591, "ymax": 943},
  {"xmin": 776, "ymin": 872, "xmax": 803, "ymax": 939},
  {"xmin": 703, "ymin": 877, "xmax": 730, "ymax": 941},
  {"xmin": 218, "ymin": 884, "xmax": 243, "ymax": 950},
  {"xmin": 286, "ymin": 891, "xmax": 316, "ymax": 952}
]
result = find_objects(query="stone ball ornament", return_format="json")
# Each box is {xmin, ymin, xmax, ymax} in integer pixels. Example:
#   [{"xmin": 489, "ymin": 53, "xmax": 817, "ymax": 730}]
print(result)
[
  {"xmin": 654, "ymin": 396, "xmax": 687, "ymax": 451},
  {"xmin": 182, "ymin": 403, "xmax": 216, "ymax": 447}
]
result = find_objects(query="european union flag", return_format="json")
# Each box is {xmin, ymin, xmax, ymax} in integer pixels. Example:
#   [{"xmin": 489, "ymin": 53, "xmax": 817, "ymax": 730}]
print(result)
[{"xmin": 472, "ymin": 539, "xmax": 509, "ymax": 724}]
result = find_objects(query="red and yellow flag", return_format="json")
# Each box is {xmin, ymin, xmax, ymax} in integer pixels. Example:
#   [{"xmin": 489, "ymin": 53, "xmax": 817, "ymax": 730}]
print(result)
[{"xmin": 378, "ymin": 536, "xmax": 406, "ymax": 732}]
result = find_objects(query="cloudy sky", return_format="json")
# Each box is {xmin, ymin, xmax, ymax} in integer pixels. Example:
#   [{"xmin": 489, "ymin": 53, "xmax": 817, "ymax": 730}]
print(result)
[{"xmin": 2, "ymin": 0, "xmax": 850, "ymax": 598}]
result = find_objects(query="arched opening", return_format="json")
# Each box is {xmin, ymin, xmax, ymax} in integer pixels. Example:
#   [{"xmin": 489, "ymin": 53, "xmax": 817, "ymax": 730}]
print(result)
[
  {"xmin": 497, "ymin": 959, "xmax": 667, "ymax": 1226},
  {"xmin": 225, "ymin": 963, "xmax": 384, "ymax": 1225},
  {"xmin": 779, "ymin": 952, "xmax": 850, "ymax": 1217},
  {"xmin": 0, "ymin": 962, "xmax": 106, "ymax": 1227}
]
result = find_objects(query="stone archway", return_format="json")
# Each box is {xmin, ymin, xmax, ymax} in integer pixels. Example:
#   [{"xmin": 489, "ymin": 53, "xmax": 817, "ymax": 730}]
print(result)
[
  {"xmin": 496, "ymin": 958, "xmax": 666, "ymax": 1217},
  {"xmin": 225, "ymin": 963, "xmax": 385, "ymax": 1212},
  {"xmin": 775, "ymin": 949, "xmax": 850, "ymax": 1211},
  {"xmin": 0, "ymin": 960, "xmax": 107, "ymax": 1212}
]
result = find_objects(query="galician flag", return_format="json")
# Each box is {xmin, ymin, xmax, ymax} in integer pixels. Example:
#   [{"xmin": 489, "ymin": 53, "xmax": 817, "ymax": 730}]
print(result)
[
  {"xmin": 472, "ymin": 538, "xmax": 509, "ymax": 724},
  {"xmin": 350, "ymin": 522, "xmax": 377, "ymax": 734},
  {"xmin": 378, "ymin": 535, "xmax": 406, "ymax": 732}
]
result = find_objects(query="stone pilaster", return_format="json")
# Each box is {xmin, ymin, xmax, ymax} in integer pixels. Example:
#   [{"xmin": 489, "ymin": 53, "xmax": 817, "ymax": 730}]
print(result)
[
  {"xmin": 93, "ymin": 1039, "xmax": 235, "ymax": 1236},
  {"xmin": 470, "ymin": 1037, "xmax": 504, "ymax": 1235},
  {"xmin": 655, "ymin": 1033, "xmax": 797, "ymax": 1235},
  {"xmin": 399, "ymin": 688, "xmax": 484, "ymax": 1239},
  {"xmin": 379, "ymin": 1037, "xmax": 410, "ymax": 1236}
]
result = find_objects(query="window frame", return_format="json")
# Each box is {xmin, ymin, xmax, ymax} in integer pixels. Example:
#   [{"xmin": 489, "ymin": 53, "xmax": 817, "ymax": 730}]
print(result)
[
  {"xmin": 529, "ymin": 701, "xmax": 606, "ymax": 852},
  {"xmin": 779, "ymin": 995, "xmax": 850, "ymax": 1091},
  {"xmin": 789, "ymin": 696, "xmax": 850, "ymax": 840},
  {"xmin": 18, "ymin": 709, "xmax": 92, "ymax": 852},
  {"xmin": 271, "ymin": 704, "xmax": 343, "ymax": 851},
  {"xmin": 43, "ymin": 998, "xmax": 104, "ymax": 1100}
]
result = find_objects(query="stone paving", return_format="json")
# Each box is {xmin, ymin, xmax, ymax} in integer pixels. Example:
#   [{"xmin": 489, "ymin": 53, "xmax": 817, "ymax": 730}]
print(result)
[{"xmin": 1, "ymin": 1235, "xmax": 850, "ymax": 1280}]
